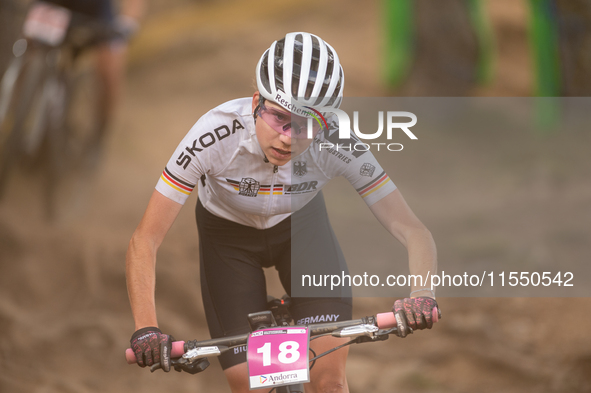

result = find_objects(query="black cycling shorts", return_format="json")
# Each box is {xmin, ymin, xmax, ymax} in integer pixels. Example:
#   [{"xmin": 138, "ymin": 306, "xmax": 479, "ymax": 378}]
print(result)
[
  {"xmin": 196, "ymin": 192, "xmax": 352, "ymax": 370},
  {"xmin": 44, "ymin": 0, "xmax": 114, "ymax": 22}
]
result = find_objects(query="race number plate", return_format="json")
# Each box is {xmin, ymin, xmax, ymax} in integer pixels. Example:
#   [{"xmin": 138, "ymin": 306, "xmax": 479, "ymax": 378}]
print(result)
[
  {"xmin": 247, "ymin": 327, "xmax": 310, "ymax": 389},
  {"xmin": 23, "ymin": 2, "xmax": 72, "ymax": 46}
]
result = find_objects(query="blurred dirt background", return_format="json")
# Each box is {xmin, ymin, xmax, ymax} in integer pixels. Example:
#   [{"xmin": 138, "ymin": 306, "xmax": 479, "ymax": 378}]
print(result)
[{"xmin": 1, "ymin": 0, "xmax": 590, "ymax": 392}]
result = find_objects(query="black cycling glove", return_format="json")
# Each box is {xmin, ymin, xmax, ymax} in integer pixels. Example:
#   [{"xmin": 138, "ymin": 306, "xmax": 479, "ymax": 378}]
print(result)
[
  {"xmin": 393, "ymin": 297, "xmax": 441, "ymax": 338},
  {"xmin": 130, "ymin": 327, "xmax": 173, "ymax": 372}
]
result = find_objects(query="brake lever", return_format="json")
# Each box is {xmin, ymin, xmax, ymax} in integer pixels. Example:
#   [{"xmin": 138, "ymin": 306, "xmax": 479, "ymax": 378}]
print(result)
[
  {"xmin": 394, "ymin": 326, "xmax": 413, "ymax": 337},
  {"xmin": 353, "ymin": 334, "xmax": 389, "ymax": 344},
  {"xmin": 381, "ymin": 326, "xmax": 413, "ymax": 338},
  {"xmin": 351, "ymin": 326, "xmax": 412, "ymax": 344},
  {"xmin": 173, "ymin": 357, "xmax": 210, "ymax": 374},
  {"xmin": 150, "ymin": 357, "xmax": 211, "ymax": 374}
]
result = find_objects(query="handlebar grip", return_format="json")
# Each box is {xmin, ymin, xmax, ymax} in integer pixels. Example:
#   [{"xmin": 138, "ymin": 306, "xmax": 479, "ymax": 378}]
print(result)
[
  {"xmin": 376, "ymin": 307, "xmax": 439, "ymax": 329},
  {"xmin": 125, "ymin": 341, "xmax": 186, "ymax": 364}
]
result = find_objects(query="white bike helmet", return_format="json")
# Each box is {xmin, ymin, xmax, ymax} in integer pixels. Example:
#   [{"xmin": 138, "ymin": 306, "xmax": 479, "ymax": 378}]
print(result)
[{"xmin": 256, "ymin": 32, "xmax": 344, "ymax": 116}]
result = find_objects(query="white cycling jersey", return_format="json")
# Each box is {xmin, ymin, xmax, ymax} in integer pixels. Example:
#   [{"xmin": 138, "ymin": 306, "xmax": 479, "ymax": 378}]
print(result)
[{"xmin": 156, "ymin": 98, "xmax": 396, "ymax": 229}]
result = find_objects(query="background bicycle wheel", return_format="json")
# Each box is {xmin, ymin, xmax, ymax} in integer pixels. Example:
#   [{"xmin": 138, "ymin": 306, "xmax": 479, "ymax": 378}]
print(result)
[
  {"xmin": 1, "ymin": 0, "xmax": 590, "ymax": 392},
  {"xmin": 43, "ymin": 58, "xmax": 107, "ymax": 221}
]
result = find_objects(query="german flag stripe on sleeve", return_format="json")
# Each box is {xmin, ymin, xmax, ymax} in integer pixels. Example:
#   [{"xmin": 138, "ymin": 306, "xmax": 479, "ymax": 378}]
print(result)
[
  {"xmin": 356, "ymin": 171, "xmax": 391, "ymax": 198},
  {"xmin": 161, "ymin": 167, "xmax": 196, "ymax": 195}
]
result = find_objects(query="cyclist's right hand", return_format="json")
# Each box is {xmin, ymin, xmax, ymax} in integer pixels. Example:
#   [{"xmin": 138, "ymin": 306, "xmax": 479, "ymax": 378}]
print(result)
[{"xmin": 130, "ymin": 327, "xmax": 174, "ymax": 372}]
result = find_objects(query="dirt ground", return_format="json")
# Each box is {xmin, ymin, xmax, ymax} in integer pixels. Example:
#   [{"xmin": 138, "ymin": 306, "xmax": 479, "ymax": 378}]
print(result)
[{"xmin": 1, "ymin": 0, "xmax": 590, "ymax": 392}]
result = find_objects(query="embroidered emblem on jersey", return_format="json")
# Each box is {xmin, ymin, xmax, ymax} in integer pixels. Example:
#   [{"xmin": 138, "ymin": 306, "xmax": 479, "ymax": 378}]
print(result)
[
  {"xmin": 160, "ymin": 167, "xmax": 196, "ymax": 195},
  {"xmin": 356, "ymin": 171, "xmax": 391, "ymax": 199},
  {"xmin": 227, "ymin": 179, "xmax": 282, "ymax": 196},
  {"xmin": 237, "ymin": 178, "xmax": 261, "ymax": 197},
  {"xmin": 293, "ymin": 161, "xmax": 307, "ymax": 177},
  {"xmin": 360, "ymin": 163, "xmax": 376, "ymax": 177}
]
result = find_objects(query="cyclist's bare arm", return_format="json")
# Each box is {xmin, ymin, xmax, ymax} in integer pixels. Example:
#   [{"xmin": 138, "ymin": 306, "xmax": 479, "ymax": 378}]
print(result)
[
  {"xmin": 121, "ymin": 0, "xmax": 146, "ymax": 20},
  {"xmin": 368, "ymin": 189, "xmax": 437, "ymax": 298},
  {"xmin": 96, "ymin": 0, "xmax": 145, "ymax": 124},
  {"xmin": 126, "ymin": 190, "xmax": 183, "ymax": 330}
]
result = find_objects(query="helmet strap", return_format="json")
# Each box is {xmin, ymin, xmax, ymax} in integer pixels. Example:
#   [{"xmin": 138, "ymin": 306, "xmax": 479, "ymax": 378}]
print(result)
[{"xmin": 253, "ymin": 96, "xmax": 265, "ymax": 121}]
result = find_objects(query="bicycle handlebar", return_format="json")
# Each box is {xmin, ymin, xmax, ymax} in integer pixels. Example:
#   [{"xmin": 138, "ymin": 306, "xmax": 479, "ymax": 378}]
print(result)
[{"xmin": 124, "ymin": 308, "xmax": 439, "ymax": 365}]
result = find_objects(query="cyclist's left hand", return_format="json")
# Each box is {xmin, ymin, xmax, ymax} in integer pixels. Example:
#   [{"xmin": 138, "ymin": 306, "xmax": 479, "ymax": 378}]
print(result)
[
  {"xmin": 130, "ymin": 327, "xmax": 174, "ymax": 371},
  {"xmin": 393, "ymin": 297, "xmax": 440, "ymax": 338}
]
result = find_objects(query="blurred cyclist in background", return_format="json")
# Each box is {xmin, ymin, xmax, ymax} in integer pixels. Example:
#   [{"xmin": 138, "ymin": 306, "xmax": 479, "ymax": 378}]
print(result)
[{"xmin": 42, "ymin": 0, "xmax": 145, "ymax": 135}]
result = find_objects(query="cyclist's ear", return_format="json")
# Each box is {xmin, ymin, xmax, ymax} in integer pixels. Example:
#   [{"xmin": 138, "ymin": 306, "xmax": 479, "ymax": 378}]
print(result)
[{"xmin": 252, "ymin": 91, "xmax": 261, "ymax": 113}]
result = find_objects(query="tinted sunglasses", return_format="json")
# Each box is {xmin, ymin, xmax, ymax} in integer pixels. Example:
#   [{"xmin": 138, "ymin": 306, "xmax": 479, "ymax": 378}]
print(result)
[{"xmin": 256, "ymin": 99, "xmax": 322, "ymax": 139}]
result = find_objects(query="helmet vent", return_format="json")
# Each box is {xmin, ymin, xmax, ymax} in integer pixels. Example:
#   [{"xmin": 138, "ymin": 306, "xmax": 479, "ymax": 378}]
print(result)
[
  {"xmin": 259, "ymin": 50, "xmax": 271, "ymax": 93},
  {"xmin": 273, "ymin": 40, "xmax": 285, "ymax": 93},
  {"xmin": 291, "ymin": 33, "xmax": 304, "ymax": 98}
]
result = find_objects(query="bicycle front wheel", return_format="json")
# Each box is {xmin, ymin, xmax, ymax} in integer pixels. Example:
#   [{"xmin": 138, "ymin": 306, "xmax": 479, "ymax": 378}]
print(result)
[
  {"xmin": 0, "ymin": 45, "xmax": 48, "ymax": 198},
  {"xmin": 43, "ymin": 58, "xmax": 107, "ymax": 220},
  {"xmin": 63, "ymin": 60, "xmax": 107, "ymax": 171}
]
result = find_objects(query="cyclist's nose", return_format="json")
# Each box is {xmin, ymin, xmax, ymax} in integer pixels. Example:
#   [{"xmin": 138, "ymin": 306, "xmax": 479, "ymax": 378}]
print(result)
[{"xmin": 279, "ymin": 132, "xmax": 292, "ymax": 146}]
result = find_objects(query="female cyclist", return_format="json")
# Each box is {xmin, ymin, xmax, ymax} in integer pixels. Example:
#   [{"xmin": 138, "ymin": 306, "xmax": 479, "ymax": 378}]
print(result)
[{"xmin": 126, "ymin": 32, "xmax": 439, "ymax": 393}]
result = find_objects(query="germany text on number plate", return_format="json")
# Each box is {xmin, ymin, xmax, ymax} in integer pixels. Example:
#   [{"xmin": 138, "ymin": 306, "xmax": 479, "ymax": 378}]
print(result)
[{"xmin": 247, "ymin": 327, "xmax": 310, "ymax": 389}]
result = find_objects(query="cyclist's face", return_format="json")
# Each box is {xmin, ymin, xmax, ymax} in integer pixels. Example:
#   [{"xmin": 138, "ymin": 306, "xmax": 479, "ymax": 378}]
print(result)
[{"xmin": 252, "ymin": 92, "xmax": 315, "ymax": 166}]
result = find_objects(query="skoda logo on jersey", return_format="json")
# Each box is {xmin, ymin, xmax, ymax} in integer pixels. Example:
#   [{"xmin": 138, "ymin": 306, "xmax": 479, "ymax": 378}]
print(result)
[
  {"xmin": 360, "ymin": 163, "xmax": 376, "ymax": 177},
  {"xmin": 239, "ymin": 178, "xmax": 260, "ymax": 197},
  {"xmin": 293, "ymin": 161, "xmax": 307, "ymax": 177}
]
